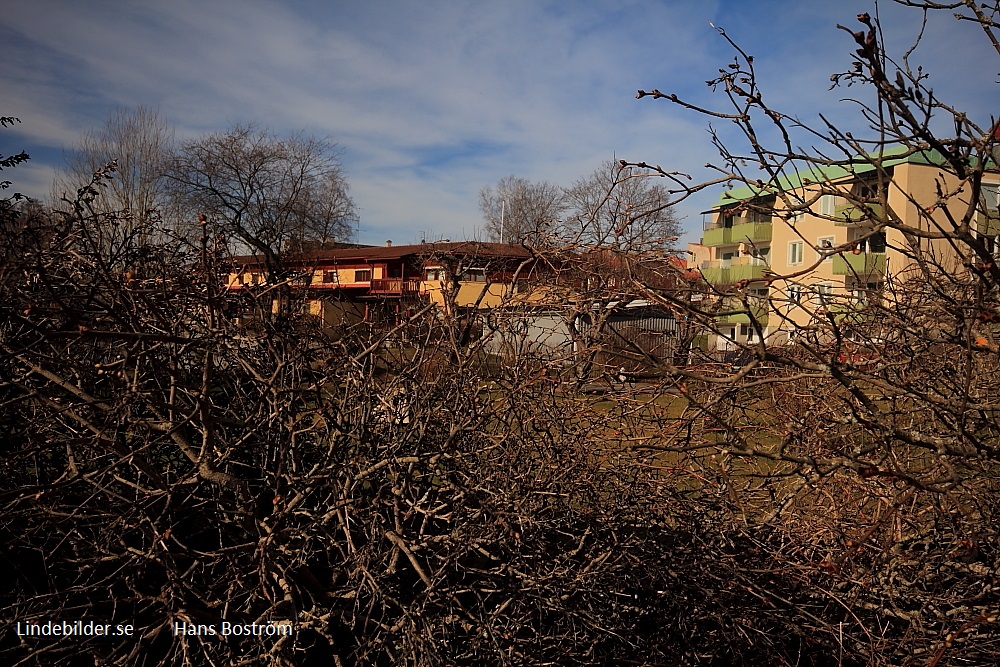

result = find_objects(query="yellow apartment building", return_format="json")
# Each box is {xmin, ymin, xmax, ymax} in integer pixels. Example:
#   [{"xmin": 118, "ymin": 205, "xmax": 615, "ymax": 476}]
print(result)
[{"xmin": 689, "ymin": 149, "xmax": 1000, "ymax": 350}]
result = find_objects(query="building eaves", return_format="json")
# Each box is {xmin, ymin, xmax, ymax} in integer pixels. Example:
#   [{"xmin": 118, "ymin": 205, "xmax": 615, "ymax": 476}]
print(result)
[{"xmin": 713, "ymin": 146, "xmax": 947, "ymax": 207}]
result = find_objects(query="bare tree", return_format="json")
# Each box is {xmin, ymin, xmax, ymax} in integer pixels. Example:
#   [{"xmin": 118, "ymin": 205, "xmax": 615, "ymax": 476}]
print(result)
[
  {"xmin": 479, "ymin": 174, "xmax": 565, "ymax": 245},
  {"xmin": 561, "ymin": 159, "xmax": 680, "ymax": 249},
  {"xmin": 166, "ymin": 124, "xmax": 356, "ymax": 270},
  {"xmin": 7, "ymin": 4, "xmax": 1000, "ymax": 667},
  {"xmin": 610, "ymin": 4, "xmax": 1000, "ymax": 663},
  {"xmin": 1, "ymin": 116, "xmax": 29, "ymax": 198},
  {"xmin": 58, "ymin": 105, "xmax": 174, "ymax": 236}
]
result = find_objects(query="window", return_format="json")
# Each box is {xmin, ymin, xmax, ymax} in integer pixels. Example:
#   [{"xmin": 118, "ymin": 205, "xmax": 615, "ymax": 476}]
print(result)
[
  {"xmin": 748, "ymin": 246, "xmax": 770, "ymax": 265},
  {"xmin": 788, "ymin": 284, "xmax": 803, "ymax": 304},
  {"xmin": 817, "ymin": 236, "xmax": 835, "ymax": 261},
  {"xmin": 854, "ymin": 178, "xmax": 883, "ymax": 201},
  {"xmin": 460, "ymin": 268, "xmax": 487, "ymax": 282},
  {"xmin": 322, "ymin": 270, "xmax": 337, "ymax": 284},
  {"xmin": 982, "ymin": 183, "xmax": 999, "ymax": 209},
  {"xmin": 788, "ymin": 194, "xmax": 806, "ymax": 221},
  {"xmin": 851, "ymin": 231, "xmax": 887, "ymax": 254},
  {"xmin": 387, "ymin": 263, "xmax": 403, "ymax": 279},
  {"xmin": 354, "ymin": 269, "xmax": 372, "ymax": 283},
  {"xmin": 815, "ymin": 283, "xmax": 834, "ymax": 306},
  {"xmin": 425, "ymin": 267, "xmax": 447, "ymax": 281},
  {"xmin": 788, "ymin": 241, "xmax": 804, "ymax": 265},
  {"xmin": 868, "ymin": 231, "xmax": 887, "ymax": 253},
  {"xmin": 820, "ymin": 194, "xmax": 836, "ymax": 216},
  {"xmin": 739, "ymin": 323, "xmax": 760, "ymax": 343}
]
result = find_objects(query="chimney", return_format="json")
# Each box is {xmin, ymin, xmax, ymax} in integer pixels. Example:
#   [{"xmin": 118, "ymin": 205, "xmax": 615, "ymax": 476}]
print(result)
[{"xmin": 385, "ymin": 240, "xmax": 392, "ymax": 247}]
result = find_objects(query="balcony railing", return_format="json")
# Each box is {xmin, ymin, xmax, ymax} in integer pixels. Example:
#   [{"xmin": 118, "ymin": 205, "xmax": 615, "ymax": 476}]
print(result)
[
  {"xmin": 832, "ymin": 252, "xmax": 887, "ymax": 276},
  {"xmin": 715, "ymin": 301, "xmax": 769, "ymax": 325},
  {"xmin": 700, "ymin": 259, "xmax": 769, "ymax": 286},
  {"xmin": 834, "ymin": 201, "xmax": 884, "ymax": 225},
  {"xmin": 369, "ymin": 278, "xmax": 421, "ymax": 295},
  {"xmin": 702, "ymin": 220, "xmax": 773, "ymax": 247},
  {"xmin": 977, "ymin": 211, "xmax": 1000, "ymax": 237}
]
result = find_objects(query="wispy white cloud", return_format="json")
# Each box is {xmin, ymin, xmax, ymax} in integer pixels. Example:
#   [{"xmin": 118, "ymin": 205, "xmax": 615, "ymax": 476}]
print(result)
[{"xmin": 2, "ymin": 0, "xmax": 995, "ymax": 247}]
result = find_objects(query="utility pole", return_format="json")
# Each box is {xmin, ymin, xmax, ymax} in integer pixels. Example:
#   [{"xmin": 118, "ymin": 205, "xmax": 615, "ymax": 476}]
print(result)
[{"xmin": 499, "ymin": 199, "xmax": 506, "ymax": 245}]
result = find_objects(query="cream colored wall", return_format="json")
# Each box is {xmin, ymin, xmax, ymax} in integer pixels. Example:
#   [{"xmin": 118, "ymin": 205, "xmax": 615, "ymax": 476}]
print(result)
[
  {"xmin": 231, "ymin": 266, "xmax": 374, "ymax": 288},
  {"xmin": 226, "ymin": 270, "xmax": 265, "ymax": 288},
  {"xmin": 768, "ymin": 199, "xmax": 845, "ymax": 336},
  {"xmin": 309, "ymin": 266, "xmax": 376, "ymax": 285},
  {"xmin": 459, "ymin": 282, "xmax": 510, "ymax": 308},
  {"xmin": 309, "ymin": 299, "xmax": 364, "ymax": 328},
  {"xmin": 757, "ymin": 163, "xmax": 996, "ymax": 340},
  {"xmin": 686, "ymin": 243, "xmax": 712, "ymax": 269},
  {"xmin": 420, "ymin": 280, "xmax": 512, "ymax": 310},
  {"xmin": 888, "ymin": 162, "xmax": 987, "ymax": 276},
  {"xmin": 421, "ymin": 281, "xmax": 445, "ymax": 308}
]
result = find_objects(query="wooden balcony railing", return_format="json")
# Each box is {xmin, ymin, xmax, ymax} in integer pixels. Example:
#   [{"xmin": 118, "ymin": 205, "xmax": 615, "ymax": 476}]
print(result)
[{"xmin": 369, "ymin": 278, "xmax": 421, "ymax": 295}]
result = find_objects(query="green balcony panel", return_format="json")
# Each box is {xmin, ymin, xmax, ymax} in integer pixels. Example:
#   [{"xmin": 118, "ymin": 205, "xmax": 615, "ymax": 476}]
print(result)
[
  {"xmin": 834, "ymin": 202, "xmax": 884, "ymax": 225},
  {"xmin": 728, "ymin": 263, "xmax": 767, "ymax": 283},
  {"xmin": 700, "ymin": 263, "xmax": 767, "ymax": 286},
  {"xmin": 832, "ymin": 252, "xmax": 887, "ymax": 276},
  {"xmin": 702, "ymin": 225, "xmax": 731, "ymax": 246},
  {"xmin": 826, "ymin": 300, "xmax": 875, "ymax": 325},
  {"xmin": 977, "ymin": 212, "xmax": 1000, "ymax": 237},
  {"xmin": 702, "ymin": 220, "xmax": 772, "ymax": 247},
  {"xmin": 716, "ymin": 306, "xmax": 769, "ymax": 325},
  {"xmin": 700, "ymin": 266, "xmax": 730, "ymax": 285},
  {"xmin": 730, "ymin": 221, "xmax": 772, "ymax": 244}
]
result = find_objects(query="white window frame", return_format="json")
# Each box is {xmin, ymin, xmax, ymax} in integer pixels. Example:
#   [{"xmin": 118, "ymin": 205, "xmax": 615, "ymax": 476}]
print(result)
[
  {"xmin": 788, "ymin": 194, "xmax": 806, "ymax": 222},
  {"xmin": 425, "ymin": 266, "xmax": 447, "ymax": 281},
  {"xmin": 815, "ymin": 282, "xmax": 834, "ymax": 306},
  {"xmin": 788, "ymin": 241, "xmax": 804, "ymax": 266},
  {"xmin": 981, "ymin": 183, "xmax": 999, "ymax": 211},
  {"xmin": 817, "ymin": 236, "xmax": 835, "ymax": 262},
  {"xmin": 748, "ymin": 245, "xmax": 770, "ymax": 266},
  {"xmin": 820, "ymin": 194, "xmax": 836, "ymax": 216}
]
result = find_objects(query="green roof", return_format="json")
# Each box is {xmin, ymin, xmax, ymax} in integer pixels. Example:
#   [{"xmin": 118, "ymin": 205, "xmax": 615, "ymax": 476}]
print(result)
[{"xmin": 714, "ymin": 147, "xmax": 947, "ymax": 207}]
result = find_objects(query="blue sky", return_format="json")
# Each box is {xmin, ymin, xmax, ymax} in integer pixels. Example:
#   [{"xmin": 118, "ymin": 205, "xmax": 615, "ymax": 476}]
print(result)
[{"xmin": 2, "ymin": 0, "xmax": 995, "ymax": 246}]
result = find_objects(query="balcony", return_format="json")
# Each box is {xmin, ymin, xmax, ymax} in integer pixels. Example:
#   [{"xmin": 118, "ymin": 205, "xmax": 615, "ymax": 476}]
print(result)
[
  {"xmin": 369, "ymin": 278, "xmax": 421, "ymax": 295},
  {"xmin": 700, "ymin": 259, "xmax": 769, "ymax": 286},
  {"xmin": 702, "ymin": 219, "xmax": 773, "ymax": 247},
  {"xmin": 834, "ymin": 201, "xmax": 884, "ymax": 225},
  {"xmin": 715, "ymin": 301, "xmax": 769, "ymax": 325},
  {"xmin": 832, "ymin": 252, "xmax": 887, "ymax": 276},
  {"xmin": 977, "ymin": 211, "xmax": 1000, "ymax": 237}
]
